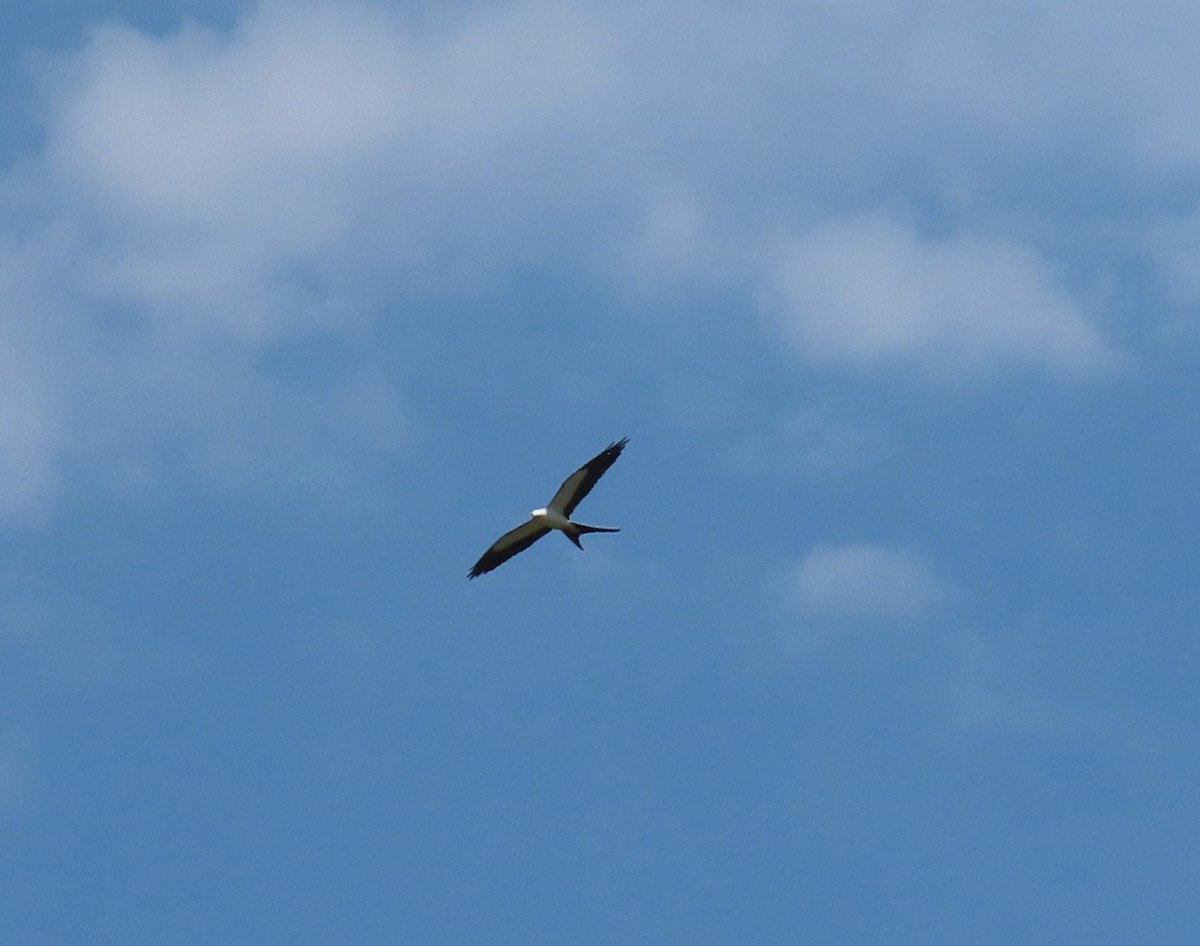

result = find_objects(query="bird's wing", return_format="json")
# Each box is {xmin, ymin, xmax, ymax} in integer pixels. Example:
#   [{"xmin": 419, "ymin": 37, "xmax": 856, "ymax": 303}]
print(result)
[
  {"xmin": 548, "ymin": 437, "xmax": 629, "ymax": 516},
  {"xmin": 467, "ymin": 519, "xmax": 552, "ymax": 579}
]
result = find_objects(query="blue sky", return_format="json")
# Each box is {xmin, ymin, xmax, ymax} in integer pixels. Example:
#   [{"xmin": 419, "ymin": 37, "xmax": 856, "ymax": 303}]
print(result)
[{"xmin": 2, "ymin": 0, "xmax": 1198, "ymax": 942}]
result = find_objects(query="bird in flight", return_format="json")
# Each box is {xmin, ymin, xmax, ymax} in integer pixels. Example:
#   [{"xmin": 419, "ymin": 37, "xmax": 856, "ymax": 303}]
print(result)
[{"xmin": 468, "ymin": 438, "xmax": 629, "ymax": 579}]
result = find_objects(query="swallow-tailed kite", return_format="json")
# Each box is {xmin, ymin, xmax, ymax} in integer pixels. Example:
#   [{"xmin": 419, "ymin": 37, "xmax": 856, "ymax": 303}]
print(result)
[{"xmin": 468, "ymin": 438, "xmax": 629, "ymax": 579}]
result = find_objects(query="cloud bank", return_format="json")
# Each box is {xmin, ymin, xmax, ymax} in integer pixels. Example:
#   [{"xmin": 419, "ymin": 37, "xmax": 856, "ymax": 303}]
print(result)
[{"xmin": 6, "ymin": 0, "xmax": 1196, "ymax": 515}]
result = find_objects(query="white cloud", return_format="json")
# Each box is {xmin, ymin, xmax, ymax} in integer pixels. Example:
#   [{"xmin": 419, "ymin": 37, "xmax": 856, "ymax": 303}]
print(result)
[
  {"xmin": 43, "ymin": 5, "xmax": 414, "ymax": 341},
  {"xmin": 4, "ymin": 0, "xmax": 1195, "ymax": 516},
  {"xmin": 764, "ymin": 216, "xmax": 1121, "ymax": 379},
  {"xmin": 0, "ymin": 216, "xmax": 406, "ymax": 518},
  {"xmin": 40, "ymin": 0, "xmax": 614, "ymax": 332},
  {"xmin": 2, "ymin": 2, "xmax": 443, "ymax": 516},
  {"xmin": 28, "ymin": 0, "xmax": 1200, "ymax": 326},
  {"xmin": 1, "ymin": 0, "xmax": 620, "ymax": 517},
  {"xmin": 787, "ymin": 542, "xmax": 952, "ymax": 624}
]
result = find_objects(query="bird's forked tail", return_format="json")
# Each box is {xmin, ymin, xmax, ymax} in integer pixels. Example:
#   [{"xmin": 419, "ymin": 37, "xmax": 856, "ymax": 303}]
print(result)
[{"xmin": 564, "ymin": 522, "xmax": 620, "ymax": 550}]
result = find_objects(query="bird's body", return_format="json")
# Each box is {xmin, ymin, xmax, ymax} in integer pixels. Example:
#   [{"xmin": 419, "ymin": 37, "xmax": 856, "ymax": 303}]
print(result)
[
  {"xmin": 530, "ymin": 506, "xmax": 570, "ymax": 530},
  {"xmin": 468, "ymin": 438, "xmax": 628, "ymax": 578}
]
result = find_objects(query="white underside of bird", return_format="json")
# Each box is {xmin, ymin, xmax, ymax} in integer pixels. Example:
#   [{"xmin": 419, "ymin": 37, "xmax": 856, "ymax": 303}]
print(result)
[{"xmin": 529, "ymin": 505, "xmax": 616, "ymax": 548}]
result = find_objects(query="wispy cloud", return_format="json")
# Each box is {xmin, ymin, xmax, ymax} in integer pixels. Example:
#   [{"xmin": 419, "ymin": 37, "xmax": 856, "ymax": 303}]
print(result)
[
  {"xmin": 764, "ymin": 216, "xmax": 1122, "ymax": 380},
  {"xmin": 4, "ymin": 0, "xmax": 603, "ymax": 517},
  {"xmin": 44, "ymin": 4, "xmax": 417, "ymax": 339},
  {"xmin": 939, "ymin": 627, "xmax": 1179, "ymax": 758},
  {"xmin": 3, "ymin": 3, "xmax": 442, "ymax": 516},
  {"xmin": 786, "ymin": 542, "xmax": 953, "ymax": 624},
  {"xmin": 5, "ymin": 0, "xmax": 1194, "ymax": 516}
]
